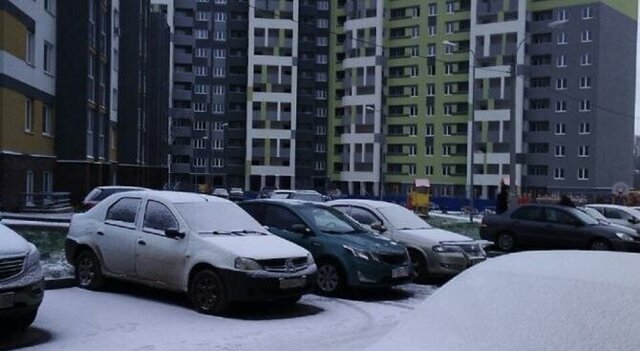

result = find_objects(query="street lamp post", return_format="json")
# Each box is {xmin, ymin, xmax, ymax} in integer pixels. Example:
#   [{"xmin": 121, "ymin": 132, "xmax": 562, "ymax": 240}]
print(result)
[{"xmin": 443, "ymin": 40, "xmax": 477, "ymax": 223}]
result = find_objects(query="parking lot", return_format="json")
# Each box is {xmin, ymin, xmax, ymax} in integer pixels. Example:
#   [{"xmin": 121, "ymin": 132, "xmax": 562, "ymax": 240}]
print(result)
[{"xmin": 0, "ymin": 283, "xmax": 438, "ymax": 351}]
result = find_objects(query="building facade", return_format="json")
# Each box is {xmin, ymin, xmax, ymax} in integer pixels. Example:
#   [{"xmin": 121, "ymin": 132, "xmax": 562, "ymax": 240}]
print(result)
[{"xmin": 0, "ymin": 0, "xmax": 57, "ymax": 210}]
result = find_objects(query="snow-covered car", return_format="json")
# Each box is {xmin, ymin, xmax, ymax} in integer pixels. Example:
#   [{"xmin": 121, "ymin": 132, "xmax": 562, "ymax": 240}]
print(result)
[
  {"xmin": 327, "ymin": 200, "xmax": 488, "ymax": 280},
  {"xmin": 270, "ymin": 190, "xmax": 328, "ymax": 202},
  {"xmin": 211, "ymin": 188, "xmax": 230, "ymax": 199},
  {"xmin": 367, "ymin": 251, "xmax": 640, "ymax": 351},
  {"xmin": 65, "ymin": 190, "xmax": 316, "ymax": 315},
  {"xmin": 0, "ymin": 225, "xmax": 44, "ymax": 332},
  {"xmin": 585, "ymin": 204, "xmax": 640, "ymax": 232}
]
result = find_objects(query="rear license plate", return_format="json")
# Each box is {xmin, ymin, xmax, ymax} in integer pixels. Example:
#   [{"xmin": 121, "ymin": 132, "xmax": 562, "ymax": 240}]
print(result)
[
  {"xmin": 0, "ymin": 293, "xmax": 14, "ymax": 309},
  {"xmin": 392, "ymin": 266, "xmax": 410, "ymax": 278},
  {"xmin": 279, "ymin": 277, "xmax": 306, "ymax": 289}
]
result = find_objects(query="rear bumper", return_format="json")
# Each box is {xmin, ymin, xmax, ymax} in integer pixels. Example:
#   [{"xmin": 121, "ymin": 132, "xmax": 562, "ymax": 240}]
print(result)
[
  {"xmin": 219, "ymin": 265, "xmax": 317, "ymax": 302},
  {"xmin": 0, "ymin": 280, "xmax": 44, "ymax": 321}
]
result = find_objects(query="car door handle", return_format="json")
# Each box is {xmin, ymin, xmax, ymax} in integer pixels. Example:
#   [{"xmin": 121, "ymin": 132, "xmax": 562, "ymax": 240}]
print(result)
[
  {"xmin": 96, "ymin": 231, "xmax": 104, "ymax": 236},
  {"xmin": 137, "ymin": 240, "xmax": 146, "ymax": 246}
]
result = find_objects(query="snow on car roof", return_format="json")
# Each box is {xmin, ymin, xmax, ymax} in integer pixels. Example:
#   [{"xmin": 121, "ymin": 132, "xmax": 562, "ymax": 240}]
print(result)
[
  {"xmin": 327, "ymin": 199, "xmax": 398, "ymax": 209},
  {"xmin": 131, "ymin": 190, "xmax": 229, "ymax": 204},
  {"xmin": 367, "ymin": 250, "xmax": 640, "ymax": 351},
  {"xmin": 98, "ymin": 185, "xmax": 147, "ymax": 190}
]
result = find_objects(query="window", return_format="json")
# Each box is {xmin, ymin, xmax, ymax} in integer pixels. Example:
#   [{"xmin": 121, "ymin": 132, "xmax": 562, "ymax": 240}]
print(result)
[
  {"xmin": 316, "ymin": 90, "xmax": 327, "ymax": 100},
  {"xmin": 428, "ymin": 3, "xmax": 437, "ymax": 16},
  {"xmin": 25, "ymin": 98, "xmax": 33, "ymax": 132},
  {"xmin": 444, "ymin": 43, "xmax": 454, "ymax": 54},
  {"xmin": 408, "ymin": 145, "xmax": 417, "ymax": 156},
  {"xmin": 25, "ymin": 171, "xmax": 34, "ymax": 205},
  {"xmin": 195, "ymin": 85, "xmax": 208, "ymax": 95},
  {"xmin": 212, "ymin": 85, "xmax": 224, "ymax": 95},
  {"xmin": 196, "ymin": 12, "xmax": 209, "ymax": 21},
  {"xmin": 581, "ymin": 30, "xmax": 593, "ymax": 42},
  {"xmin": 143, "ymin": 201, "xmax": 179, "ymax": 232},
  {"xmin": 425, "ymin": 145, "xmax": 434, "ymax": 156},
  {"xmin": 44, "ymin": 0, "xmax": 55, "ymax": 14},
  {"xmin": 212, "ymin": 103, "xmax": 224, "ymax": 114},
  {"xmin": 212, "ymin": 158, "xmax": 223, "ymax": 168},
  {"xmin": 194, "ymin": 121, "xmax": 207, "ymax": 130},
  {"xmin": 554, "ymin": 168, "xmax": 565, "ymax": 180},
  {"xmin": 579, "ymin": 122, "xmax": 591, "ymax": 134},
  {"xmin": 214, "ymin": 31, "xmax": 226, "ymax": 41},
  {"xmin": 42, "ymin": 104, "xmax": 53, "ymax": 136},
  {"xmin": 444, "ymin": 64, "xmax": 453, "ymax": 75},
  {"xmin": 429, "ymin": 25, "xmax": 436, "ymax": 36},
  {"xmin": 446, "ymin": 1, "xmax": 455, "ymax": 14},
  {"xmin": 214, "ymin": 0, "xmax": 227, "ymax": 3},
  {"xmin": 578, "ymin": 145, "xmax": 590, "ymax": 157},
  {"xmin": 195, "ymin": 66, "xmax": 207, "ymax": 76},
  {"xmin": 556, "ymin": 78, "xmax": 567, "ymax": 90},
  {"xmin": 317, "ymin": 19, "xmax": 329, "ymax": 28},
  {"xmin": 556, "ymin": 55, "xmax": 567, "ymax": 68},
  {"xmin": 426, "ymin": 84, "xmax": 435, "ymax": 96},
  {"xmin": 442, "ymin": 145, "xmax": 452, "ymax": 156},
  {"xmin": 425, "ymin": 124, "xmax": 434, "ymax": 136},
  {"xmin": 213, "ymin": 49, "xmax": 226, "ymax": 58},
  {"xmin": 106, "ymin": 198, "xmax": 141, "ymax": 224},
  {"xmin": 557, "ymin": 32, "xmax": 567, "ymax": 44},
  {"xmin": 580, "ymin": 77, "xmax": 592, "ymax": 89},
  {"xmin": 558, "ymin": 10, "xmax": 567, "ymax": 21},
  {"xmin": 556, "ymin": 100, "xmax": 567, "ymax": 113},
  {"xmin": 195, "ymin": 30, "xmax": 208, "ymax": 39},
  {"xmin": 317, "ymin": 37, "xmax": 328, "ymax": 46},
  {"xmin": 193, "ymin": 102, "xmax": 207, "ymax": 112},
  {"xmin": 555, "ymin": 123, "xmax": 566, "ymax": 135},
  {"xmin": 44, "ymin": 42, "xmax": 54, "ymax": 74},
  {"xmin": 193, "ymin": 158, "xmax": 206, "ymax": 167},
  {"xmin": 349, "ymin": 207, "xmax": 380, "ymax": 226},
  {"xmin": 512, "ymin": 207, "xmax": 545, "ymax": 221},
  {"xmin": 214, "ymin": 12, "xmax": 226, "ymax": 22},
  {"xmin": 582, "ymin": 7, "xmax": 593, "ymax": 19},
  {"xmin": 445, "ymin": 23, "xmax": 454, "ymax": 35},
  {"xmin": 264, "ymin": 206, "xmax": 304, "ymax": 230},
  {"xmin": 442, "ymin": 165, "xmax": 451, "ymax": 176},
  {"xmin": 42, "ymin": 171, "xmax": 53, "ymax": 192},
  {"xmin": 316, "ymin": 108, "xmax": 327, "ymax": 118},
  {"xmin": 443, "ymin": 124, "xmax": 453, "ymax": 136},
  {"xmin": 318, "ymin": 1, "xmax": 329, "ymax": 10},
  {"xmin": 427, "ymin": 44, "xmax": 436, "ymax": 57},
  {"xmin": 316, "ymin": 125, "xmax": 327, "ymax": 135},
  {"xmin": 408, "ymin": 164, "xmax": 416, "ymax": 175},
  {"xmin": 315, "ymin": 161, "xmax": 325, "ymax": 171},
  {"xmin": 580, "ymin": 100, "xmax": 591, "ymax": 112},
  {"xmin": 444, "ymin": 104, "xmax": 453, "ymax": 115},
  {"xmin": 425, "ymin": 165, "xmax": 434, "ymax": 175},
  {"xmin": 580, "ymin": 53, "xmax": 592, "ymax": 66},
  {"xmin": 194, "ymin": 139, "xmax": 206, "ymax": 149},
  {"xmin": 213, "ymin": 67, "xmax": 225, "ymax": 77},
  {"xmin": 316, "ymin": 55, "xmax": 327, "ymax": 64},
  {"xmin": 545, "ymin": 208, "xmax": 577, "ymax": 225},
  {"xmin": 196, "ymin": 48, "xmax": 209, "ymax": 58},
  {"xmin": 554, "ymin": 145, "xmax": 565, "ymax": 157},
  {"xmin": 578, "ymin": 168, "xmax": 589, "ymax": 180},
  {"xmin": 316, "ymin": 72, "xmax": 328, "ymax": 82}
]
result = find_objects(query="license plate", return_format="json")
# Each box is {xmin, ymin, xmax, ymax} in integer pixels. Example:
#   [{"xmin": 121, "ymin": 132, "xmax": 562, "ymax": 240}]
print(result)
[
  {"xmin": 0, "ymin": 293, "xmax": 14, "ymax": 309},
  {"xmin": 392, "ymin": 266, "xmax": 410, "ymax": 278},
  {"xmin": 279, "ymin": 277, "xmax": 306, "ymax": 289}
]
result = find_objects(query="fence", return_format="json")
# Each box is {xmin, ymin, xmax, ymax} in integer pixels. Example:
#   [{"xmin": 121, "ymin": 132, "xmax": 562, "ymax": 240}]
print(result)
[{"xmin": 21, "ymin": 192, "xmax": 73, "ymax": 213}]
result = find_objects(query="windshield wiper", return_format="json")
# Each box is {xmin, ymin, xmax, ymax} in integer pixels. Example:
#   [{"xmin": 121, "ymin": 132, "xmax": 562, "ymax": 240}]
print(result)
[
  {"xmin": 323, "ymin": 229, "xmax": 358, "ymax": 234},
  {"xmin": 230, "ymin": 230, "xmax": 267, "ymax": 236},
  {"xmin": 398, "ymin": 227, "xmax": 430, "ymax": 230}
]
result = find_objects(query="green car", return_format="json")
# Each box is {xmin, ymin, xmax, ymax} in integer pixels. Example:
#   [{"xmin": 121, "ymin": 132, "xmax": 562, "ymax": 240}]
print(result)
[{"xmin": 240, "ymin": 200, "xmax": 412, "ymax": 295}]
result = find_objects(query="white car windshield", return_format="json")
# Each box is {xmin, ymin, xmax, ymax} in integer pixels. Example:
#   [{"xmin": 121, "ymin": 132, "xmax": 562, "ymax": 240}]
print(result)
[
  {"xmin": 299, "ymin": 205, "xmax": 365, "ymax": 234},
  {"xmin": 176, "ymin": 202, "xmax": 267, "ymax": 235},
  {"xmin": 378, "ymin": 205, "xmax": 432, "ymax": 230}
]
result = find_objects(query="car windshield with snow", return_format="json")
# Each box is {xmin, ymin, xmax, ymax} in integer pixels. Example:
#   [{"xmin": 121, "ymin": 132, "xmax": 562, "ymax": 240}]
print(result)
[
  {"xmin": 327, "ymin": 200, "xmax": 488, "ymax": 281},
  {"xmin": 240, "ymin": 199, "xmax": 412, "ymax": 295},
  {"xmin": 65, "ymin": 190, "xmax": 316, "ymax": 315}
]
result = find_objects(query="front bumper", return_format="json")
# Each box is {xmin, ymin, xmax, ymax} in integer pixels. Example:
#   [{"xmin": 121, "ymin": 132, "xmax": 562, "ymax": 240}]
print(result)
[
  {"xmin": 0, "ymin": 280, "xmax": 44, "ymax": 321},
  {"xmin": 427, "ymin": 251, "xmax": 486, "ymax": 276},
  {"xmin": 344, "ymin": 257, "xmax": 413, "ymax": 288},
  {"xmin": 219, "ymin": 265, "xmax": 317, "ymax": 302}
]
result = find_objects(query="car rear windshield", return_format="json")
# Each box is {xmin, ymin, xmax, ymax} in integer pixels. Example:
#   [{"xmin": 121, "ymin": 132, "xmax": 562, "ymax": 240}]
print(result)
[
  {"xmin": 569, "ymin": 208, "xmax": 599, "ymax": 225},
  {"xmin": 298, "ymin": 205, "xmax": 365, "ymax": 234},
  {"xmin": 378, "ymin": 205, "xmax": 432, "ymax": 230},
  {"xmin": 290, "ymin": 193, "xmax": 324, "ymax": 202},
  {"xmin": 175, "ymin": 202, "xmax": 267, "ymax": 234}
]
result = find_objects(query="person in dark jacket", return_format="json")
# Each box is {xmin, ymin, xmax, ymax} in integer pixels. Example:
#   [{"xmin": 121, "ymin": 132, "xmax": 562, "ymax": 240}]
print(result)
[
  {"xmin": 558, "ymin": 194, "xmax": 576, "ymax": 208},
  {"xmin": 496, "ymin": 185, "xmax": 509, "ymax": 215}
]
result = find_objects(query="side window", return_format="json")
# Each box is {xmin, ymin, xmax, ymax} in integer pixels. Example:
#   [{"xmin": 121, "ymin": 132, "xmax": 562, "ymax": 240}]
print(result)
[
  {"xmin": 511, "ymin": 207, "xmax": 544, "ymax": 222},
  {"xmin": 349, "ymin": 207, "xmax": 380, "ymax": 225},
  {"xmin": 331, "ymin": 205, "xmax": 350, "ymax": 215},
  {"xmin": 240, "ymin": 203, "xmax": 265, "ymax": 223},
  {"xmin": 545, "ymin": 208, "xmax": 577, "ymax": 225},
  {"xmin": 143, "ymin": 200, "xmax": 179, "ymax": 232},
  {"xmin": 264, "ymin": 205, "xmax": 304, "ymax": 231},
  {"xmin": 106, "ymin": 198, "xmax": 141, "ymax": 224},
  {"xmin": 605, "ymin": 209, "xmax": 627, "ymax": 220}
]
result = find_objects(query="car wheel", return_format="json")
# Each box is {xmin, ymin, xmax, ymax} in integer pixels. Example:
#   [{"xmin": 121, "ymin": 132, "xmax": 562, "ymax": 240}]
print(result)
[
  {"xmin": 408, "ymin": 250, "xmax": 428, "ymax": 282},
  {"xmin": 1, "ymin": 310, "xmax": 38, "ymax": 333},
  {"xmin": 590, "ymin": 239, "xmax": 611, "ymax": 251},
  {"xmin": 75, "ymin": 250, "xmax": 105, "ymax": 290},
  {"xmin": 189, "ymin": 269, "xmax": 229, "ymax": 315},
  {"xmin": 496, "ymin": 232, "xmax": 517, "ymax": 252},
  {"xmin": 316, "ymin": 261, "xmax": 343, "ymax": 295}
]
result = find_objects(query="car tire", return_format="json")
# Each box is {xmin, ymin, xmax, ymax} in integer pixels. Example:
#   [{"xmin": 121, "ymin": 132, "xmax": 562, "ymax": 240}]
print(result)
[
  {"xmin": 496, "ymin": 232, "xmax": 517, "ymax": 252},
  {"xmin": 1, "ymin": 310, "xmax": 38, "ymax": 333},
  {"xmin": 189, "ymin": 269, "xmax": 229, "ymax": 315},
  {"xmin": 316, "ymin": 260, "xmax": 344, "ymax": 296},
  {"xmin": 589, "ymin": 239, "xmax": 611, "ymax": 251},
  {"xmin": 75, "ymin": 250, "xmax": 105, "ymax": 290},
  {"xmin": 408, "ymin": 249, "xmax": 428, "ymax": 283}
]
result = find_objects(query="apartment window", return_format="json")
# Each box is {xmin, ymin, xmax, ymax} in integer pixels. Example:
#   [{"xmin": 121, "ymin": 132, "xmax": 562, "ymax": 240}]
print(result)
[
  {"xmin": 443, "ymin": 124, "xmax": 453, "ymax": 136},
  {"xmin": 317, "ymin": 19, "xmax": 329, "ymax": 28},
  {"xmin": 44, "ymin": 0, "xmax": 55, "ymax": 14},
  {"xmin": 428, "ymin": 25, "xmax": 436, "ymax": 36},
  {"xmin": 194, "ymin": 139, "xmax": 206, "ymax": 149},
  {"xmin": 554, "ymin": 145, "xmax": 565, "ymax": 157},
  {"xmin": 558, "ymin": 10, "xmax": 567, "ymax": 21},
  {"xmin": 212, "ymin": 103, "xmax": 224, "ymax": 114},
  {"xmin": 556, "ymin": 100, "xmax": 567, "ymax": 113},
  {"xmin": 446, "ymin": 1, "xmax": 455, "ymax": 14},
  {"xmin": 408, "ymin": 145, "xmax": 416, "ymax": 156},
  {"xmin": 212, "ymin": 85, "xmax": 224, "ymax": 95},
  {"xmin": 112, "ymin": 88, "xmax": 118, "ymax": 110},
  {"xmin": 214, "ymin": 12, "xmax": 226, "ymax": 22},
  {"xmin": 580, "ymin": 99, "xmax": 591, "ymax": 112},
  {"xmin": 316, "ymin": 108, "xmax": 327, "ymax": 118},
  {"xmin": 316, "ymin": 125, "xmax": 326, "ymax": 135},
  {"xmin": 556, "ymin": 55, "xmax": 567, "ymax": 68},
  {"xmin": 581, "ymin": 30, "xmax": 593, "ymax": 42},
  {"xmin": 580, "ymin": 53, "xmax": 592, "ymax": 66},
  {"xmin": 554, "ymin": 168, "xmax": 565, "ymax": 180},
  {"xmin": 556, "ymin": 78, "xmax": 567, "ymax": 90},
  {"xmin": 214, "ymin": 31, "xmax": 226, "ymax": 41},
  {"xmin": 425, "ymin": 165, "xmax": 434, "ymax": 175},
  {"xmin": 26, "ymin": 32, "xmax": 35, "ymax": 65},
  {"xmin": 578, "ymin": 168, "xmax": 589, "ymax": 180},
  {"xmin": 408, "ymin": 164, "xmax": 416, "ymax": 175},
  {"xmin": 25, "ymin": 98, "xmax": 33, "ymax": 132},
  {"xmin": 195, "ymin": 66, "xmax": 208, "ymax": 76},
  {"xmin": 444, "ymin": 64, "xmax": 453, "ymax": 75},
  {"xmin": 196, "ymin": 48, "xmax": 209, "ymax": 58},
  {"xmin": 582, "ymin": 7, "xmax": 593, "ymax": 19},
  {"xmin": 427, "ymin": 44, "xmax": 436, "ymax": 57},
  {"xmin": 557, "ymin": 32, "xmax": 568, "ymax": 45},
  {"xmin": 444, "ymin": 43, "xmax": 454, "ymax": 54},
  {"xmin": 195, "ymin": 30, "xmax": 208, "ymax": 39},
  {"xmin": 25, "ymin": 171, "xmax": 34, "ymax": 205},
  {"xmin": 428, "ymin": 3, "xmax": 437, "ymax": 16},
  {"xmin": 213, "ymin": 122, "xmax": 224, "ymax": 131},
  {"xmin": 316, "ymin": 72, "xmax": 328, "ymax": 82},
  {"xmin": 409, "ymin": 105, "xmax": 418, "ymax": 117},
  {"xmin": 213, "ymin": 67, "xmax": 225, "ymax": 77},
  {"xmin": 410, "ymin": 46, "xmax": 419, "ymax": 57},
  {"xmin": 214, "ymin": 0, "xmax": 227, "ymax": 3},
  {"xmin": 425, "ymin": 145, "xmax": 434, "ymax": 156},
  {"xmin": 426, "ymin": 104, "xmax": 435, "ymax": 116},
  {"xmin": 316, "ymin": 55, "xmax": 327, "ymax": 64},
  {"xmin": 42, "ymin": 104, "xmax": 52, "ymax": 136},
  {"xmin": 44, "ymin": 42, "xmax": 54, "ymax": 74},
  {"xmin": 197, "ymin": 0, "xmax": 209, "ymax": 2},
  {"xmin": 445, "ymin": 23, "xmax": 455, "ymax": 35},
  {"xmin": 444, "ymin": 104, "xmax": 453, "ymax": 115},
  {"xmin": 193, "ymin": 158, "xmax": 207, "ymax": 167},
  {"xmin": 317, "ymin": 37, "xmax": 328, "ymax": 46},
  {"xmin": 442, "ymin": 145, "xmax": 452, "ymax": 156},
  {"xmin": 426, "ymin": 84, "xmax": 435, "ymax": 96},
  {"xmin": 315, "ymin": 143, "xmax": 326, "ymax": 153},
  {"xmin": 194, "ymin": 121, "xmax": 207, "ymax": 130},
  {"xmin": 555, "ymin": 123, "xmax": 566, "ymax": 135},
  {"xmin": 196, "ymin": 12, "xmax": 209, "ymax": 21},
  {"xmin": 444, "ymin": 84, "xmax": 453, "ymax": 95},
  {"xmin": 580, "ymin": 77, "xmax": 592, "ymax": 89},
  {"xmin": 579, "ymin": 145, "xmax": 590, "ymax": 157},
  {"xmin": 212, "ymin": 140, "xmax": 223, "ymax": 150},
  {"xmin": 410, "ymin": 27, "xmax": 419, "ymax": 38},
  {"xmin": 425, "ymin": 124, "xmax": 434, "ymax": 136},
  {"xmin": 315, "ymin": 161, "xmax": 326, "ymax": 171},
  {"xmin": 408, "ymin": 125, "xmax": 417, "ymax": 136},
  {"xmin": 579, "ymin": 122, "xmax": 591, "ymax": 134},
  {"xmin": 43, "ymin": 171, "xmax": 53, "ymax": 193},
  {"xmin": 195, "ymin": 85, "xmax": 208, "ymax": 95},
  {"xmin": 193, "ymin": 103, "xmax": 207, "ymax": 112},
  {"xmin": 316, "ymin": 90, "xmax": 327, "ymax": 100},
  {"xmin": 442, "ymin": 166, "xmax": 451, "ymax": 176},
  {"xmin": 317, "ymin": 1, "xmax": 329, "ymax": 10},
  {"xmin": 212, "ymin": 158, "xmax": 223, "ymax": 168},
  {"xmin": 213, "ymin": 49, "xmax": 226, "ymax": 58}
]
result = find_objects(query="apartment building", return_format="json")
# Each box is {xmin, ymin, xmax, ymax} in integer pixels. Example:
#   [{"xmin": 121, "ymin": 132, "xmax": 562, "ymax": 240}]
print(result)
[
  {"xmin": 169, "ymin": 0, "xmax": 329, "ymax": 192},
  {"xmin": 0, "ymin": 0, "xmax": 57, "ymax": 210}
]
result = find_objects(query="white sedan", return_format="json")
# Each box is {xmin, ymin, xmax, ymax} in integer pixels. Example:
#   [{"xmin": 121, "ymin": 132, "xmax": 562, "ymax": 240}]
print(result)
[
  {"xmin": 327, "ymin": 200, "xmax": 488, "ymax": 280},
  {"xmin": 65, "ymin": 190, "xmax": 316, "ymax": 315}
]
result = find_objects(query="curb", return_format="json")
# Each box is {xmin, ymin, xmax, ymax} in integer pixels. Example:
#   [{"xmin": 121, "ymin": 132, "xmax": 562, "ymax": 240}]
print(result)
[{"xmin": 44, "ymin": 277, "xmax": 75, "ymax": 290}]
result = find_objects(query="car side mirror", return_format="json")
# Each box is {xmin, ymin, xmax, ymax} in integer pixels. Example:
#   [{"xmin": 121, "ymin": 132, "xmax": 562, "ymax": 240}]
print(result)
[
  {"xmin": 165, "ymin": 228, "xmax": 185, "ymax": 239},
  {"xmin": 629, "ymin": 218, "xmax": 639, "ymax": 224},
  {"xmin": 291, "ymin": 224, "xmax": 312, "ymax": 235},
  {"xmin": 370, "ymin": 222, "xmax": 387, "ymax": 233}
]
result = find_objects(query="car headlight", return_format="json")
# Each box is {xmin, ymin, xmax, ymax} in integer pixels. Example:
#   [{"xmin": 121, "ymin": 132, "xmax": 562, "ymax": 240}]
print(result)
[
  {"xmin": 234, "ymin": 257, "xmax": 262, "ymax": 271},
  {"xmin": 616, "ymin": 232, "xmax": 635, "ymax": 242},
  {"xmin": 432, "ymin": 245, "xmax": 461, "ymax": 253},
  {"xmin": 307, "ymin": 254, "xmax": 315, "ymax": 266},
  {"xmin": 24, "ymin": 244, "xmax": 41, "ymax": 270},
  {"xmin": 343, "ymin": 245, "xmax": 373, "ymax": 261}
]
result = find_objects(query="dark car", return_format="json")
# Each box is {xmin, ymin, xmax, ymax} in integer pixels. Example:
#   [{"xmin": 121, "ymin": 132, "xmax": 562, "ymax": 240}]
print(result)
[
  {"xmin": 258, "ymin": 186, "xmax": 279, "ymax": 199},
  {"xmin": 239, "ymin": 200, "xmax": 412, "ymax": 295},
  {"xmin": 480, "ymin": 204, "xmax": 640, "ymax": 252},
  {"xmin": 82, "ymin": 186, "xmax": 147, "ymax": 211}
]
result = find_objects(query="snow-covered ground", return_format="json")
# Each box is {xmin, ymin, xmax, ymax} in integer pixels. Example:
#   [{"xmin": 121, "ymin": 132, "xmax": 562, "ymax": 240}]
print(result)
[{"xmin": 4, "ymin": 284, "xmax": 437, "ymax": 351}]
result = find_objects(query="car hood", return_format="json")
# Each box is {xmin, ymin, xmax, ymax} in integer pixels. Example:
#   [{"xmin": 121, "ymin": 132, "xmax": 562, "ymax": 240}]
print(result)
[
  {"xmin": 327, "ymin": 232, "xmax": 406, "ymax": 254},
  {"xmin": 0, "ymin": 224, "xmax": 30, "ymax": 256},
  {"xmin": 199, "ymin": 234, "xmax": 310, "ymax": 260},
  {"xmin": 397, "ymin": 228, "xmax": 474, "ymax": 245}
]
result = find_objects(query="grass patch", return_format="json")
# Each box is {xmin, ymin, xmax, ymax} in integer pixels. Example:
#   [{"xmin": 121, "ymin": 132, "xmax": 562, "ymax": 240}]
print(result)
[{"xmin": 7, "ymin": 225, "xmax": 74, "ymax": 279}]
